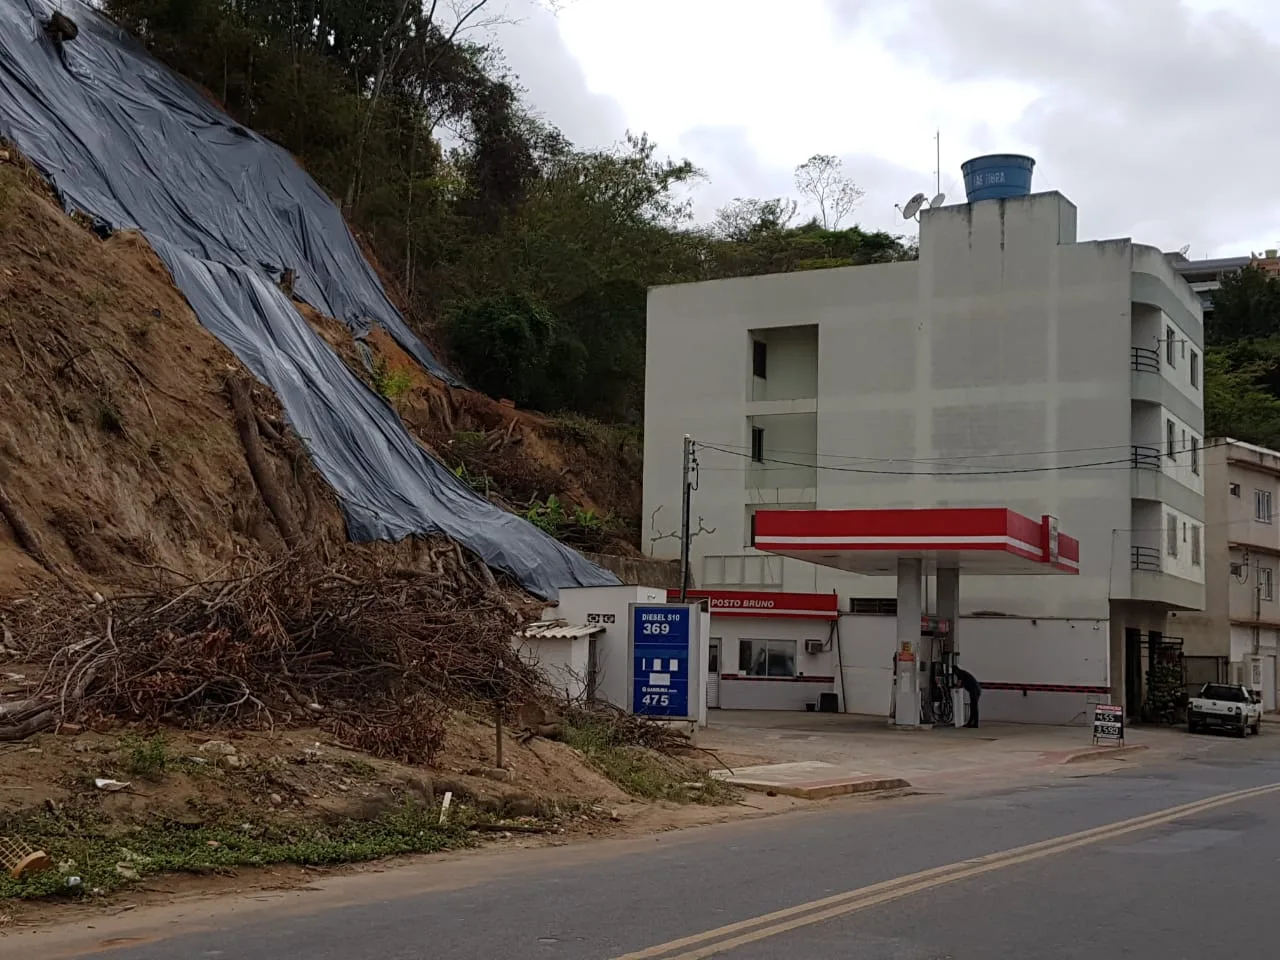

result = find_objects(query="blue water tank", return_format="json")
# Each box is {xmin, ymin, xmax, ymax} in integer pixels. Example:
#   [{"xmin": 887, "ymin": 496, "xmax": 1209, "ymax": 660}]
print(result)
[{"xmin": 961, "ymin": 154, "xmax": 1036, "ymax": 203}]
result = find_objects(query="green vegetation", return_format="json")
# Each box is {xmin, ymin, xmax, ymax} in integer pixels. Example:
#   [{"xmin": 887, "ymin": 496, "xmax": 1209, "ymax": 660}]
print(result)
[
  {"xmin": 0, "ymin": 803, "xmax": 471, "ymax": 899},
  {"xmin": 370, "ymin": 356, "xmax": 414, "ymax": 401},
  {"xmin": 562, "ymin": 717, "xmax": 730, "ymax": 804},
  {"xmin": 119, "ymin": 732, "xmax": 171, "ymax": 782},
  {"xmin": 1205, "ymin": 264, "xmax": 1280, "ymax": 448},
  {"xmin": 101, "ymin": 1, "xmax": 914, "ymax": 426}
]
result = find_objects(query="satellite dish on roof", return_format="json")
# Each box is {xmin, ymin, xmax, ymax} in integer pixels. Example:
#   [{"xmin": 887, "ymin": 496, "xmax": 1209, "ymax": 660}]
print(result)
[
  {"xmin": 1179, "ymin": 244, "xmax": 1191, "ymax": 257},
  {"xmin": 929, "ymin": 192, "xmax": 946, "ymax": 209},
  {"xmin": 900, "ymin": 192, "xmax": 926, "ymax": 219}
]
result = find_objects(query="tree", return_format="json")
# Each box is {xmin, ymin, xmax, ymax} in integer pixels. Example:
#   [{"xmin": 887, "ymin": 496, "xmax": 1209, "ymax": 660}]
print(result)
[
  {"xmin": 794, "ymin": 154, "xmax": 864, "ymax": 230},
  {"xmin": 443, "ymin": 293, "xmax": 556, "ymax": 405},
  {"xmin": 712, "ymin": 197, "xmax": 797, "ymax": 242},
  {"xmin": 1207, "ymin": 263, "xmax": 1280, "ymax": 347}
]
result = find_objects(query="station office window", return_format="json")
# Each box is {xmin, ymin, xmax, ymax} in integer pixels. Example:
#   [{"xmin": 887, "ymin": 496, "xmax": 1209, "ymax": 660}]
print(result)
[
  {"xmin": 752, "ymin": 340, "xmax": 767, "ymax": 380},
  {"xmin": 739, "ymin": 638, "xmax": 797, "ymax": 678}
]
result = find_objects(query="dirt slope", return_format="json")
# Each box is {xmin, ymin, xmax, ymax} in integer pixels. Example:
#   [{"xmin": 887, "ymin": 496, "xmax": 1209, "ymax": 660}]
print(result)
[
  {"xmin": 0, "ymin": 150, "xmax": 643, "ymax": 597},
  {"xmin": 0, "ymin": 156, "xmax": 350, "ymax": 595}
]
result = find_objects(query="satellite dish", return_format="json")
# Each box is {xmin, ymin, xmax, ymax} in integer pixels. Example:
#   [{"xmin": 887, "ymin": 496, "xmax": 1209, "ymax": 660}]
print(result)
[
  {"xmin": 1178, "ymin": 244, "xmax": 1191, "ymax": 257},
  {"xmin": 929, "ymin": 192, "xmax": 946, "ymax": 208},
  {"xmin": 901, "ymin": 192, "xmax": 926, "ymax": 219}
]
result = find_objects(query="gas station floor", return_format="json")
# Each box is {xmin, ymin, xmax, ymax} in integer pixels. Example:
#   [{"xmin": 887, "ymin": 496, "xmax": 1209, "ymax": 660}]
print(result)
[{"xmin": 701, "ymin": 710, "xmax": 1191, "ymax": 798}]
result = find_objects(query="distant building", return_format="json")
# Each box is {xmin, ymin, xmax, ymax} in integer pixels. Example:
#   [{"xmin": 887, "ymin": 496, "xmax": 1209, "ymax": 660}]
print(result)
[
  {"xmin": 1177, "ymin": 438, "xmax": 1280, "ymax": 711},
  {"xmin": 1167, "ymin": 253, "xmax": 1252, "ymax": 323},
  {"xmin": 644, "ymin": 169, "xmax": 1206, "ymax": 723}
]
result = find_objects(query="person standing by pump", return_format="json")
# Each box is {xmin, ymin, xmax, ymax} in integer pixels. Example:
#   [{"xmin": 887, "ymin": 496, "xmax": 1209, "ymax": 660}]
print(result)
[{"xmin": 954, "ymin": 664, "xmax": 982, "ymax": 728}]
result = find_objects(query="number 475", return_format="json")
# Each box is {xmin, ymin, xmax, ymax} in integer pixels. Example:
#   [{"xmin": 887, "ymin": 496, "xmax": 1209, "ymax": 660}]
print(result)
[{"xmin": 642, "ymin": 694, "xmax": 669, "ymax": 707}]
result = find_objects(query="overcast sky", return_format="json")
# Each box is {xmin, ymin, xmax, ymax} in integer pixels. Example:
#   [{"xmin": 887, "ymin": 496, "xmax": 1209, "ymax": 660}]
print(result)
[{"xmin": 492, "ymin": 0, "xmax": 1279, "ymax": 259}]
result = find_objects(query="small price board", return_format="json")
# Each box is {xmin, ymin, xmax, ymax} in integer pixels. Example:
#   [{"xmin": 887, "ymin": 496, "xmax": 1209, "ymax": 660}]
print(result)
[{"xmin": 1092, "ymin": 703, "xmax": 1124, "ymax": 745}]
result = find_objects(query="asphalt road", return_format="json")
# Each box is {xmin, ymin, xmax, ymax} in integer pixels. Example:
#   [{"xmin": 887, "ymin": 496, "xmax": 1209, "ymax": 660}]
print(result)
[{"xmin": 74, "ymin": 734, "xmax": 1280, "ymax": 960}]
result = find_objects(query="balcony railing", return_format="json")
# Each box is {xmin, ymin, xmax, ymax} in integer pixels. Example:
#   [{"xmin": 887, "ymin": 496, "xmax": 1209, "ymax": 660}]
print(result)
[
  {"xmin": 1131, "ymin": 545, "xmax": 1162, "ymax": 572},
  {"xmin": 1131, "ymin": 445, "xmax": 1161, "ymax": 469},
  {"xmin": 1130, "ymin": 346, "xmax": 1160, "ymax": 374}
]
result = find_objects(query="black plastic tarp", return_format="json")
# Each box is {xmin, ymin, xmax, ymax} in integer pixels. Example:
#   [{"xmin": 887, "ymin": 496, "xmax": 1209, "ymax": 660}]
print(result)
[{"xmin": 0, "ymin": 0, "xmax": 619, "ymax": 599}]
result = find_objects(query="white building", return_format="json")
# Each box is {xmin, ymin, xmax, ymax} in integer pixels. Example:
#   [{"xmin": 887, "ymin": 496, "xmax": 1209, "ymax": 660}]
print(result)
[
  {"xmin": 1177, "ymin": 439, "xmax": 1280, "ymax": 711},
  {"xmin": 643, "ymin": 161, "xmax": 1206, "ymax": 723}
]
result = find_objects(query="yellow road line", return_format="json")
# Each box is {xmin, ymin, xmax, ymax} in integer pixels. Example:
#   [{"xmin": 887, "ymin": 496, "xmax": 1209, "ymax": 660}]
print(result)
[{"xmin": 613, "ymin": 782, "xmax": 1280, "ymax": 960}]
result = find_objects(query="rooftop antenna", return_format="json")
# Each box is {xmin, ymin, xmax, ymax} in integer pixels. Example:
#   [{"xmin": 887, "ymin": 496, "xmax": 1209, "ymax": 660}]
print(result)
[{"xmin": 935, "ymin": 130, "xmax": 941, "ymax": 197}]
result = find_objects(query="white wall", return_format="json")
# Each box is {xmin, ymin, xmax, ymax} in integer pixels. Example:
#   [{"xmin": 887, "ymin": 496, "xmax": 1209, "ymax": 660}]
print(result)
[
  {"xmin": 1160, "ymin": 408, "xmax": 1205, "ymax": 496},
  {"xmin": 548, "ymin": 585, "xmax": 667, "ymax": 710},
  {"xmin": 750, "ymin": 325, "xmax": 818, "ymax": 401},
  {"xmin": 711, "ymin": 615, "xmax": 837, "ymax": 711},
  {"xmin": 1161, "ymin": 504, "xmax": 1206, "ymax": 584}
]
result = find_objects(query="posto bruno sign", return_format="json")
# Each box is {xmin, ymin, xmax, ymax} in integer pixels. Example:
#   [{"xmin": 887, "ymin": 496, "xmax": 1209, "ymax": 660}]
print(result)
[{"xmin": 665, "ymin": 590, "xmax": 839, "ymax": 620}]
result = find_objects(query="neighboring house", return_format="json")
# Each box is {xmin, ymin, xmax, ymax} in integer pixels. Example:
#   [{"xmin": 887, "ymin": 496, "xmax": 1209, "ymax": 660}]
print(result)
[
  {"xmin": 644, "ymin": 171, "xmax": 1206, "ymax": 723},
  {"xmin": 1177, "ymin": 439, "xmax": 1280, "ymax": 711}
]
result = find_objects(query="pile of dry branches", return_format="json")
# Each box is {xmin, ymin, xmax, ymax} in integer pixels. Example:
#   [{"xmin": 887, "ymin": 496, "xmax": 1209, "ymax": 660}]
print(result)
[{"xmin": 1, "ymin": 544, "xmax": 545, "ymax": 764}]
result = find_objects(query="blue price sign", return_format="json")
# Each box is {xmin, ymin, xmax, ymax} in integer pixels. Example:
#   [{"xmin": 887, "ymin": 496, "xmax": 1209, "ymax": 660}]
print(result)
[{"xmin": 632, "ymin": 605, "xmax": 691, "ymax": 719}]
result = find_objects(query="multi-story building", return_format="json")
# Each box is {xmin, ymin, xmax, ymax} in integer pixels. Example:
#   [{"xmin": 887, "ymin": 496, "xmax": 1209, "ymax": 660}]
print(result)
[
  {"xmin": 644, "ymin": 161, "xmax": 1206, "ymax": 723},
  {"xmin": 1177, "ymin": 438, "xmax": 1280, "ymax": 711},
  {"xmin": 1168, "ymin": 253, "xmax": 1251, "ymax": 323}
]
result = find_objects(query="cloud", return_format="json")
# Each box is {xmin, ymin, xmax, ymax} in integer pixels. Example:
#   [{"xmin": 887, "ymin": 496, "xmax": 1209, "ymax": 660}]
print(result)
[{"xmin": 868, "ymin": 0, "xmax": 1280, "ymax": 255}]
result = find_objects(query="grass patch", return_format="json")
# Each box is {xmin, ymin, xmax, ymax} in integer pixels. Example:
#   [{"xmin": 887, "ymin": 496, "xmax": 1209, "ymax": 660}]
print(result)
[
  {"xmin": 0, "ymin": 802, "xmax": 472, "ymax": 900},
  {"xmin": 562, "ymin": 718, "xmax": 730, "ymax": 804},
  {"xmin": 118, "ymin": 733, "xmax": 170, "ymax": 782}
]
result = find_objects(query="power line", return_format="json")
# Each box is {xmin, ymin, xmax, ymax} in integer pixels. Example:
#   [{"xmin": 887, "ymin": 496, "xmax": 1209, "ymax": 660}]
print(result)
[
  {"xmin": 698, "ymin": 434, "xmax": 1223, "ymax": 466},
  {"xmin": 699, "ymin": 442, "xmax": 1147, "ymax": 477}
]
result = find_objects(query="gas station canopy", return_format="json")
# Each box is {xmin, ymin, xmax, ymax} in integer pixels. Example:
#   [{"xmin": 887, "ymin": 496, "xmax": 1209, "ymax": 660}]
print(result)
[{"xmin": 751, "ymin": 507, "xmax": 1078, "ymax": 576}]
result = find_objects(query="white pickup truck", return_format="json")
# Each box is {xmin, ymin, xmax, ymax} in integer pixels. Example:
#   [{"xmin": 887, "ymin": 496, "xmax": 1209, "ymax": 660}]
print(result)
[{"xmin": 1187, "ymin": 682, "xmax": 1262, "ymax": 737}]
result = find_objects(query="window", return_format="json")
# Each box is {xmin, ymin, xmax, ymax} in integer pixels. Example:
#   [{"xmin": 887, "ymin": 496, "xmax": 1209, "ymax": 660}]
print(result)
[
  {"xmin": 1230, "ymin": 482, "xmax": 1241, "ymax": 497},
  {"xmin": 1166, "ymin": 419, "xmax": 1177, "ymax": 460},
  {"xmin": 1191, "ymin": 525, "xmax": 1202, "ymax": 566},
  {"xmin": 1256, "ymin": 489, "xmax": 1273, "ymax": 523},
  {"xmin": 1167, "ymin": 513, "xmax": 1178, "ymax": 557},
  {"xmin": 750, "ymin": 426, "xmax": 765, "ymax": 463},
  {"xmin": 738, "ymin": 638, "xmax": 797, "ymax": 678},
  {"xmin": 1165, "ymin": 326, "xmax": 1176, "ymax": 366},
  {"xmin": 1191, "ymin": 436, "xmax": 1199, "ymax": 475},
  {"xmin": 1261, "ymin": 568, "xmax": 1274, "ymax": 602},
  {"xmin": 850, "ymin": 598, "xmax": 898, "ymax": 616},
  {"xmin": 1190, "ymin": 351, "xmax": 1200, "ymax": 388},
  {"xmin": 752, "ymin": 340, "xmax": 767, "ymax": 380}
]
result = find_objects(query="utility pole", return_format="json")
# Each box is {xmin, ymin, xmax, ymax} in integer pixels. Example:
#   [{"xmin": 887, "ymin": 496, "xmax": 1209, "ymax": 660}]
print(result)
[{"xmin": 679, "ymin": 435, "xmax": 695, "ymax": 602}]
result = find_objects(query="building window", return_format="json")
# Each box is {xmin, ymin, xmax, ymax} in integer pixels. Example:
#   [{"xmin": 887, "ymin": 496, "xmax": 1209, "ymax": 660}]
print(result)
[
  {"xmin": 752, "ymin": 340, "xmax": 767, "ymax": 380},
  {"xmin": 1165, "ymin": 326, "xmax": 1176, "ymax": 366},
  {"xmin": 738, "ymin": 638, "xmax": 797, "ymax": 678},
  {"xmin": 1256, "ymin": 489, "xmax": 1273, "ymax": 524},
  {"xmin": 1191, "ymin": 436, "xmax": 1200, "ymax": 475},
  {"xmin": 850, "ymin": 598, "xmax": 898, "ymax": 616},
  {"xmin": 1190, "ymin": 350, "xmax": 1200, "ymax": 388},
  {"xmin": 1191, "ymin": 525, "xmax": 1202, "ymax": 566},
  {"xmin": 750, "ymin": 426, "xmax": 765, "ymax": 463},
  {"xmin": 1166, "ymin": 419, "xmax": 1177, "ymax": 460},
  {"xmin": 1167, "ymin": 513, "xmax": 1178, "ymax": 557},
  {"xmin": 1262, "ymin": 568, "xmax": 1274, "ymax": 602},
  {"xmin": 1230, "ymin": 482, "xmax": 1241, "ymax": 497}
]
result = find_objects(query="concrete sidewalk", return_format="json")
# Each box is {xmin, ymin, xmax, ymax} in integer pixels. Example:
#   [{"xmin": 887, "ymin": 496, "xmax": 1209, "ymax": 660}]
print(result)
[{"xmin": 702, "ymin": 710, "xmax": 1195, "ymax": 798}]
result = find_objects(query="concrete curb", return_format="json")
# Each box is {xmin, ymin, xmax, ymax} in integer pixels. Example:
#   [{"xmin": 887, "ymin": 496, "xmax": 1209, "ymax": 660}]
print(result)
[
  {"xmin": 1060, "ymin": 744, "xmax": 1150, "ymax": 764},
  {"xmin": 731, "ymin": 776, "xmax": 911, "ymax": 801}
]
